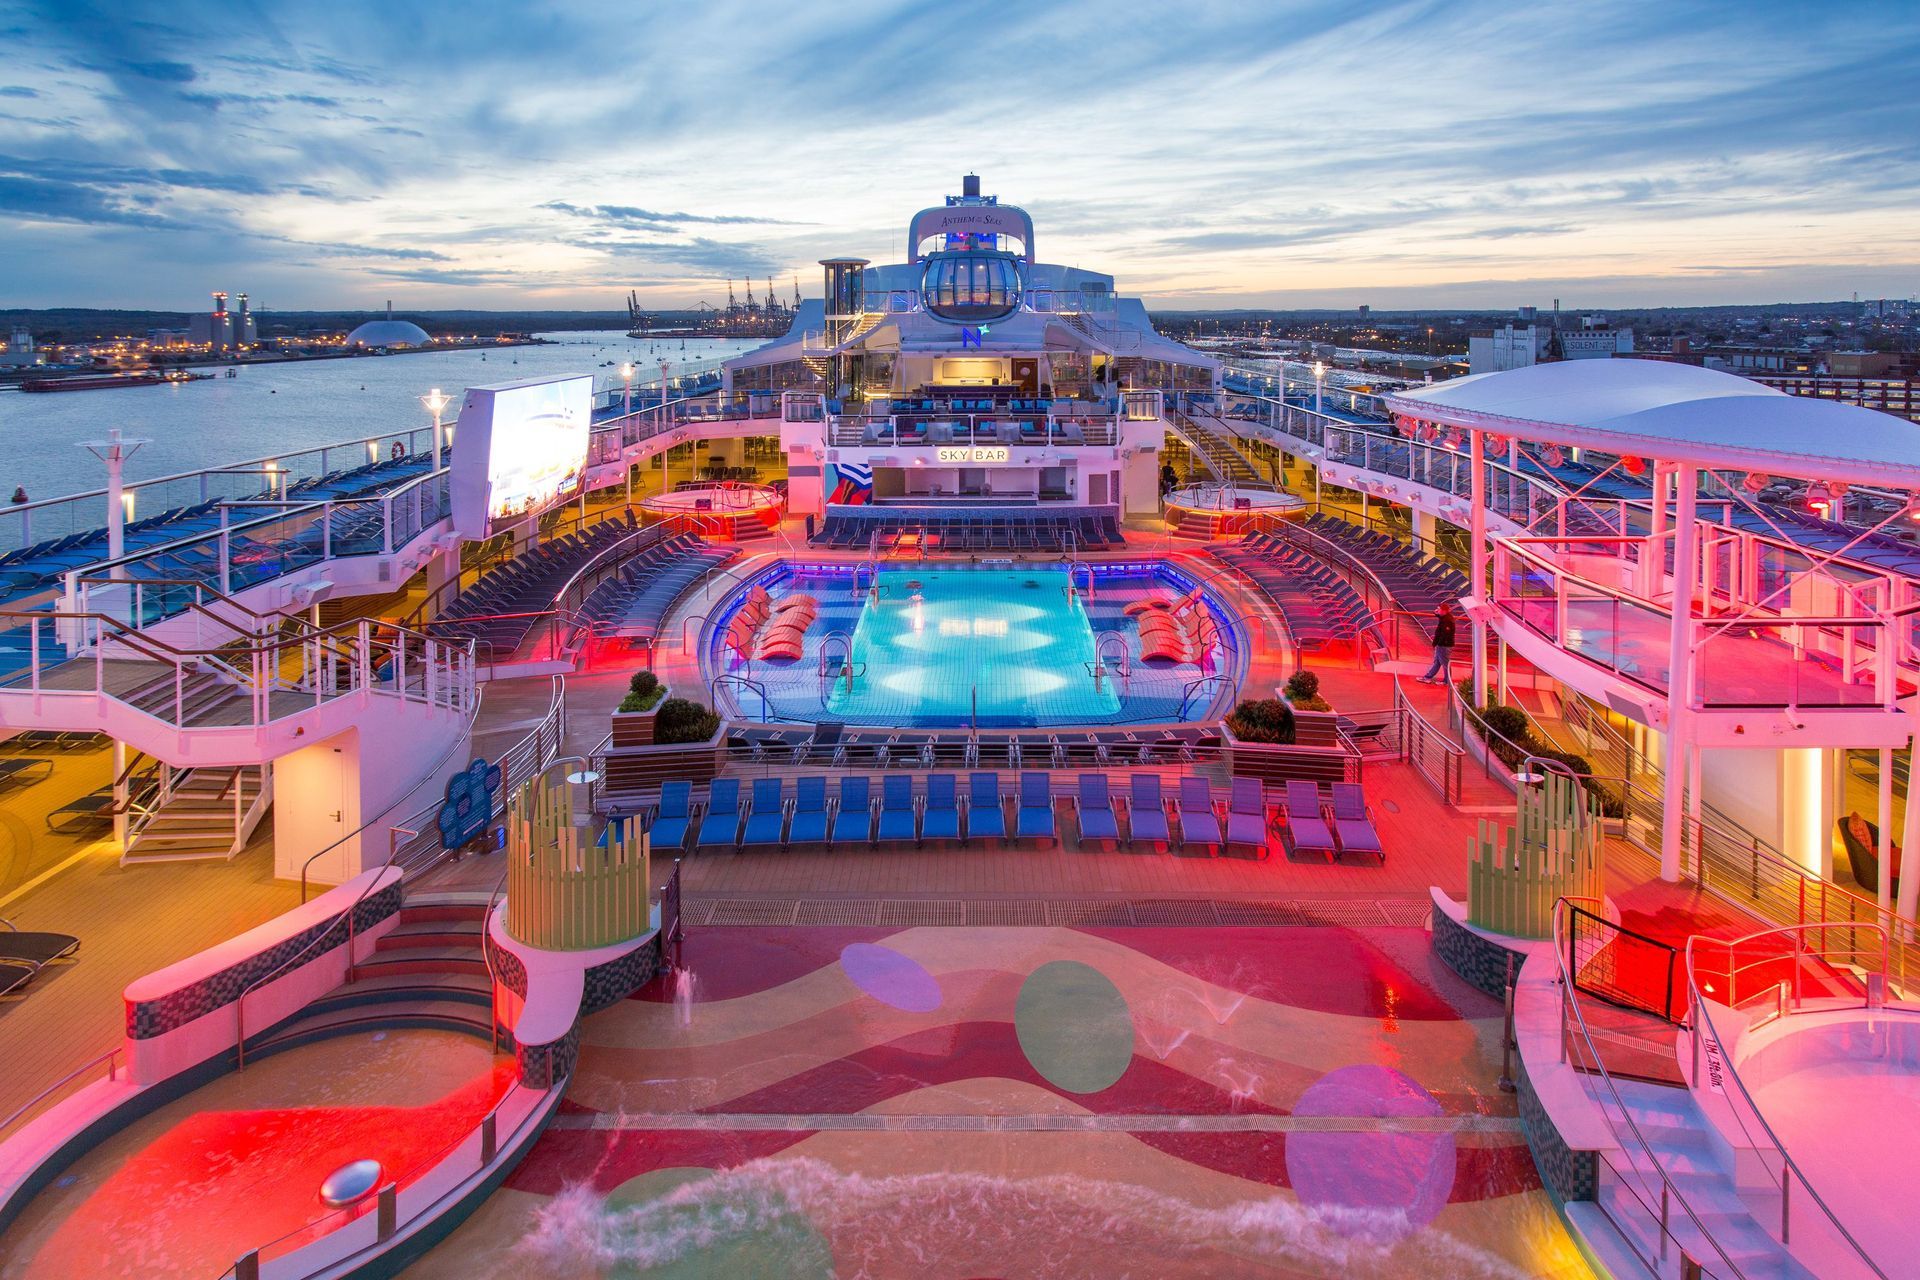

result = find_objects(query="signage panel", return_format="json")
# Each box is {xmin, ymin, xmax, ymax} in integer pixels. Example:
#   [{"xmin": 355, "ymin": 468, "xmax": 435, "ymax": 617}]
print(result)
[{"xmin": 935, "ymin": 446, "xmax": 1011, "ymax": 464}]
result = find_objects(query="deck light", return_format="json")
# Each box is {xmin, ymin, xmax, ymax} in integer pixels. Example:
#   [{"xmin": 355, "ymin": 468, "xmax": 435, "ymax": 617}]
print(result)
[
  {"xmin": 1742, "ymin": 471, "xmax": 1770, "ymax": 493},
  {"xmin": 1806, "ymin": 483, "xmax": 1833, "ymax": 514},
  {"xmin": 1621, "ymin": 456, "xmax": 1646, "ymax": 476},
  {"xmin": 1905, "ymin": 493, "xmax": 1920, "ymax": 523},
  {"xmin": 1542, "ymin": 445, "xmax": 1564, "ymax": 468}
]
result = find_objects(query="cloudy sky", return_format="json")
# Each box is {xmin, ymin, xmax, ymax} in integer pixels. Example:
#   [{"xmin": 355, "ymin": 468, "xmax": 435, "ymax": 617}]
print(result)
[{"xmin": 2, "ymin": 0, "xmax": 1917, "ymax": 312}]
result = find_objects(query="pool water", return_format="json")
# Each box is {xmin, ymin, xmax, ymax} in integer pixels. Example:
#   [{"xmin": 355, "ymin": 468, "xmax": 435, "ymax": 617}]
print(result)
[{"xmin": 715, "ymin": 563, "xmax": 1239, "ymax": 726}]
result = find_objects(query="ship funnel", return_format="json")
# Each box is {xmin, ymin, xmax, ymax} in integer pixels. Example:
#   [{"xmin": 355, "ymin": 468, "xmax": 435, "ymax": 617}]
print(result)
[{"xmin": 962, "ymin": 173, "xmax": 980, "ymax": 199}]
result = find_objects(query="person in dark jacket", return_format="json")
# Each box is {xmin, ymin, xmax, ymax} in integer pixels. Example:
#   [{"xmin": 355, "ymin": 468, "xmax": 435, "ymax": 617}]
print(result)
[{"xmin": 1418, "ymin": 603, "xmax": 1456, "ymax": 684}]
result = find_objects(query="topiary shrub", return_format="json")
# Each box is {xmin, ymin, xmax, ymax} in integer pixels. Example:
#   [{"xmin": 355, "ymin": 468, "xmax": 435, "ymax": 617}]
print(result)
[
  {"xmin": 653, "ymin": 697, "xmax": 720, "ymax": 745},
  {"xmin": 1227, "ymin": 697, "xmax": 1296, "ymax": 745},
  {"xmin": 1282, "ymin": 669, "xmax": 1333, "ymax": 712},
  {"xmin": 1479, "ymin": 703, "xmax": 1530, "ymax": 746},
  {"xmin": 618, "ymin": 669, "xmax": 665, "ymax": 714}
]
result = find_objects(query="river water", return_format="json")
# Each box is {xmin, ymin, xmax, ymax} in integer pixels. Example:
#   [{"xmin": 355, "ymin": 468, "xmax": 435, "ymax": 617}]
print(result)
[{"xmin": 0, "ymin": 332, "xmax": 758, "ymax": 504}]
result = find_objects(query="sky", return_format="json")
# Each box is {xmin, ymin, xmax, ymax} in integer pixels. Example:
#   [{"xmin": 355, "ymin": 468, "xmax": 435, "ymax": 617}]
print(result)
[{"xmin": 1, "ymin": 0, "xmax": 1918, "ymax": 313}]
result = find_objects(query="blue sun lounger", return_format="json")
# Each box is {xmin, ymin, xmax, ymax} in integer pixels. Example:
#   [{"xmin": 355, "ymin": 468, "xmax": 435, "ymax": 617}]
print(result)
[
  {"xmin": 1176, "ymin": 777, "xmax": 1222, "ymax": 853},
  {"xmin": 1330, "ymin": 783, "xmax": 1385, "ymax": 863},
  {"xmin": 921, "ymin": 774, "xmax": 961, "ymax": 844},
  {"xmin": 877, "ymin": 774, "xmax": 919, "ymax": 844},
  {"xmin": 1225, "ymin": 778, "xmax": 1269, "ymax": 858},
  {"xmin": 965, "ymin": 772, "xmax": 1005, "ymax": 843},
  {"xmin": 649, "ymin": 780, "xmax": 691, "ymax": 851},
  {"xmin": 787, "ymin": 776, "xmax": 830, "ymax": 847},
  {"xmin": 1016, "ymin": 772, "xmax": 1055, "ymax": 842},
  {"xmin": 1126, "ymin": 774, "xmax": 1170, "ymax": 848},
  {"xmin": 1283, "ymin": 781, "xmax": 1337, "ymax": 861},
  {"xmin": 1074, "ymin": 774, "xmax": 1120, "ymax": 846},
  {"xmin": 740, "ymin": 778, "xmax": 787, "ymax": 849},
  {"xmin": 697, "ymin": 778, "xmax": 743, "ymax": 848},
  {"xmin": 833, "ymin": 775, "xmax": 874, "ymax": 846}
]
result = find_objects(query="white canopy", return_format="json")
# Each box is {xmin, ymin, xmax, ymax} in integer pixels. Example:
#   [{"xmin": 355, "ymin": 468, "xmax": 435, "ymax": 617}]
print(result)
[{"xmin": 1383, "ymin": 359, "xmax": 1920, "ymax": 487}]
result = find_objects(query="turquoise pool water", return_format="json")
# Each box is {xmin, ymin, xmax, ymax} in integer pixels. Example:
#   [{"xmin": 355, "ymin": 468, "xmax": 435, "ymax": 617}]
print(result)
[{"xmin": 711, "ymin": 563, "xmax": 1239, "ymax": 727}]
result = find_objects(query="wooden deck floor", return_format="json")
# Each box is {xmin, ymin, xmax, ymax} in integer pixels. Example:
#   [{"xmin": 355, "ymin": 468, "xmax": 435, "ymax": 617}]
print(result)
[{"xmin": 0, "ymin": 829, "xmax": 298, "ymax": 1126}]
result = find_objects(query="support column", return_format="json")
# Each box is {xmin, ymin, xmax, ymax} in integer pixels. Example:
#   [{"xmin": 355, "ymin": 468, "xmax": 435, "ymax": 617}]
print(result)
[
  {"xmin": 1878, "ymin": 747, "xmax": 1895, "ymax": 910},
  {"xmin": 1658, "ymin": 461, "xmax": 1699, "ymax": 881},
  {"xmin": 1644, "ymin": 469, "xmax": 1668, "ymax": 598},
  {"xmin": 1899, "ymin": 731, "xmax": 1920, "ymax": 925},
  {"xmin": 1411, "ymin": 506, "xmax": 1436, "ymax": 551},
  {"xmin": 1469, "ymin": 429, "xmax": 1488, "ymax": 705}
]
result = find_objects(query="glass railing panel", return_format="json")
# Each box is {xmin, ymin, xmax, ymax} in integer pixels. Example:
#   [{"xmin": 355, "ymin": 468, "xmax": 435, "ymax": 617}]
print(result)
[{"xmin": 1695, "ymin": 619, "xmax": 1891, "ymax": 709}]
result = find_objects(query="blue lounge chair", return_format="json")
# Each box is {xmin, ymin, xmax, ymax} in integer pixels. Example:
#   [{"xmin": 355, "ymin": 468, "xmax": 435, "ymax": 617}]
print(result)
[
  {"xmin": 921, "ymin": 774, "xmax": 961, "ymax": 844},
  {"xmin": 787, "ymin": 776, "xmax": 830, "ymax": 847},
  {"xmin": 697, "ymin": 778, "xmax": 743, "ymax": 848},
  {"xmin": 832, "ymin": 776, "xmax": 873, "ymax": 846},
  {"xmin": 740, "ymin": 778, "xmax": 787, "ymax": 849},
  {"xmin": 877, "ymin": 774, "xmax": 919, "ymax": 844},
  {"xmin": 965, "ymin": 772, "xmax": 1005, "ymax": 844},
  {"xmin": 1330, "ymin": 783, "xmax": 1385, "ymax": 863},
  {"xmin": 1283, "ymin": 781, "xmax": 1337, "ymax": 862},
  {"xmin": 1225, "ymin": 778, "xmax": 1270, "ymax": 858},
  {"xmin": 1074, "ymin": 774, "xmax": 1120, "ymax": 846},
  {"xmin": 1176, "ymin": 777, "xmax": 1222, "ymax": 853},
  {"xmin": 1126, "ymin": 774, "xmax": 1170, "ymax": 848},
  {"xmin": 1016, "ymin": 772, "xmax": 1055, "ymax": 842},
  {"xmin": 649, "ymin": 780, "xmax": 691, "ymax": 851}
]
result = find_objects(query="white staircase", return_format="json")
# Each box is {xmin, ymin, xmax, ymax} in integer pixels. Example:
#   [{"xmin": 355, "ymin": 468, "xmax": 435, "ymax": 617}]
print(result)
[
  {"xmin": 1600, "ymin": 1079, "xmax": 1815, "ymax": 1279},
  {"xmin": 123, "ymin": 763, "xmax": 271, "ymax": 865}
]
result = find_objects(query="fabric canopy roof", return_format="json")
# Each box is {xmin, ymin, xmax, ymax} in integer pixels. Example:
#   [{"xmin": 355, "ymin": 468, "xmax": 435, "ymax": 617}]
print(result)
[{"xmin": 1383, "ymin": 359, "xmax": 1920, "ymax": 487}]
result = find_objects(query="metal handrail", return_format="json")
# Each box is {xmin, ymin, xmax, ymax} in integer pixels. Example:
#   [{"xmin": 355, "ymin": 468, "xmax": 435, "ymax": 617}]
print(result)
[
  {"xmin": 0, "ymin": 1048, "xmax": 122, "ymax": 1146},
  {"xmin": 1684, "ymin": 924, "xmax": 1894, "ymax": 1276},
  {"xmin": 1551, "ymin": 897, "xmax": 1750, "ymax": 1277}
]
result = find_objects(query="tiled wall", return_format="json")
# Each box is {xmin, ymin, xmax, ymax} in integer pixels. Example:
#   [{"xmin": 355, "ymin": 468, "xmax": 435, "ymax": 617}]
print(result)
[
  {"xmin": 486, "ymin": 928, "xmax": 660, "ymax": 1085},
  {"xmin": 1431, "ymin": 904, "xmax": 1526, "ymax": 1000},
  {"xmin": 125, "ymin": 880, "xmax": 403, "ymax": 1039}
]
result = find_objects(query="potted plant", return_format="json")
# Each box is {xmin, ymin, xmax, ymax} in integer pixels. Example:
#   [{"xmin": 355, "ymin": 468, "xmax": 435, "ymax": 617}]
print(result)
[
  {"xmin": 1282, "ymin": 669, "xmax": 1333, "ymax": 712},
  {"xmin": 610, "ymin": 670, "xmax": 668, "ymax": 747}
]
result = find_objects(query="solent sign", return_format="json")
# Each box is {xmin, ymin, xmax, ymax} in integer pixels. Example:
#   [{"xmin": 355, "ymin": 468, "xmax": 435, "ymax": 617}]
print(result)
[{"xmin": 450, "ymin": 374, "xmax": 593, "ymax": 537}]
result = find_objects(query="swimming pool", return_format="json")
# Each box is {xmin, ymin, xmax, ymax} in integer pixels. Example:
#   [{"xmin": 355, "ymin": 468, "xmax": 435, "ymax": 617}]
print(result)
[{"xmin": 707, "ymin": 561, "xmax": 1243, "ymax": 727}]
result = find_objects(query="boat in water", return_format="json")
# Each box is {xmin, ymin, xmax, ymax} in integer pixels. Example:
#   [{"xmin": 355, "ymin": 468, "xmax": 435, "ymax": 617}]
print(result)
[{"xmin": 20, "ymin": 369, "xmax": 211, "ymax": 393}]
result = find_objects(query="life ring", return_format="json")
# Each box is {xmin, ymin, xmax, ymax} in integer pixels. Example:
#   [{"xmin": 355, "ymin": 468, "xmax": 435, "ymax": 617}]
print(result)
[{"xmin": 391, "ymin": 440, "xmax": 406, "ymax": 461}]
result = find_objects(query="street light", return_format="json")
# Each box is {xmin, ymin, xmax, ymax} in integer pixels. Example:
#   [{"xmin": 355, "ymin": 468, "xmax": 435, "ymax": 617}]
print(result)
[
  {"xmin": 420, "ymin": 388, "xmax": 452, "ymax": 470},
  {"xmin": 1312, "ymin": 360, "xmax": 1326, "ymax": 416},
  {"xmin": 620, "ymin": 362, "xmax": 635, "ymax": 418}
]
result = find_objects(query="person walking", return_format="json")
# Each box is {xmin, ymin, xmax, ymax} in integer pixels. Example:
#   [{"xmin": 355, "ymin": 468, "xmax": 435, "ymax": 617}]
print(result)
[{"xmin": 1417, "ymin": 603, "xmax": 1456, "ymax": 684}]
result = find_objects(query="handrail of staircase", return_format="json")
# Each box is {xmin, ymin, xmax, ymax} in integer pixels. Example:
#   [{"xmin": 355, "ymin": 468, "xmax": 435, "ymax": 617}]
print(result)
[
  {"xmin": 0, "ymin": 1047, "xmax": 122, "ymax": 1147},
  {"xmin": 1551, "ymin": 897, "xmax": 1750, "ymax": 1278},
  {"xmin": 1684, "ymin": 924, "xmax": 1893, "ymax": 1277}
]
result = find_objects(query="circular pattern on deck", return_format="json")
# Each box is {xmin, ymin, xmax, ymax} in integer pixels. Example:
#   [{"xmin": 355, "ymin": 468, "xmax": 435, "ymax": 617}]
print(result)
[
  {"xmin": 1283, "ymin": 1064, "xmax": 1455, "ymax": 1242},
  {"xmin": 1014, "ymin": 961, "xmax": 1135, "ymax": 1094},
  {"xmin": 839, "ymin": 943, "xmax": 943, "ymax": 1012}
]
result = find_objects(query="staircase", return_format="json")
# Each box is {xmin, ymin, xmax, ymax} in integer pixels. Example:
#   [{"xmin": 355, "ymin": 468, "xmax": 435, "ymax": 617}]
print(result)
[
  {"xmin": 1171, "ymin": 410, "xmax": 1262, "ymax": 485},
  {"xmin": 244, "ymin": 892, "xmax": 503, "ymax": 1060},
  {"xmin": 1600, "ymin": 1079, "xmax": 1815, "ymax": 1278},
  {"xmin": 123, "ymin": 763, "xmax": 271, "ymax": 864}
]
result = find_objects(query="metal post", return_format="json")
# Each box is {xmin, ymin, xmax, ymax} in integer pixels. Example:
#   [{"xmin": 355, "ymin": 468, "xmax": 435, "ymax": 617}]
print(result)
[
  {"xmin": 480, "ymin": 1111, "xmax": 497, "ymax": 1164},
  {"xmin": 234, "ymin": 1251, "xmax": 260, "ymax": 1280},
  {"xmin": 377, "ymin": 1183, "xmax": 397, "ymax": 1240},
  {"xmin": 1468, "ymin": 429, "xmax": 1488, "ymax": 704},
  {"xmin": 1659, "ymin": 462, "xmax": 1699, "ymax": 881}
]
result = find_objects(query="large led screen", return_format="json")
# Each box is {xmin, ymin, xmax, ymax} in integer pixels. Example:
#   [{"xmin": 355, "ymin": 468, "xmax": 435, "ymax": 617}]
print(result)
[{"xmin": 450, "ymin": 374, "xmax": 593, "ymax": 537}]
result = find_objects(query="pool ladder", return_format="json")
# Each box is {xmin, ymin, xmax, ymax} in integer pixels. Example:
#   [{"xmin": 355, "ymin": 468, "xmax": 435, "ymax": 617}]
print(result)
[
  {"xmin": 817, "ymin": 630, "xmax": 863, "ymax": 703},
  {"xmin": 1090, "ymin": 630, "xmax": 1130, "ymax": 695}
]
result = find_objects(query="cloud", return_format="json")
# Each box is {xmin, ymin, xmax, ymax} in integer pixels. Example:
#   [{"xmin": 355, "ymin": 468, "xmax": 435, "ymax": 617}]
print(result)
[
  {"xmin": 0, "ymin": 0, "xmax": 1914, "ymax": 307},
  {"xmin": 542, "ymin": 200, "xmax": 801, "ymax": 228}
]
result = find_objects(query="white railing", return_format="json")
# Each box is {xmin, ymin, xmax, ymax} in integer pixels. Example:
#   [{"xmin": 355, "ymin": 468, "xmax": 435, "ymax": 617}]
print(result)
[{"xmin": 1684, "ymin": 923, "xmax": 1895, "ymax": 1278}]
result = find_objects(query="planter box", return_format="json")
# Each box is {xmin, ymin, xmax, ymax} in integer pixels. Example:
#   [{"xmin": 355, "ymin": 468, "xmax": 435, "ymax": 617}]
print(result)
[
  {"xmin": 1223, "ymin": 717, "xmax": 1356, "ymax": 788},
  {"xmin": 600, "ymin": 722, "xmax": 725, "ymax": 806},
  {"xmin": 609, "ymin": 689, "xmax": 668, "ymax": 749}
]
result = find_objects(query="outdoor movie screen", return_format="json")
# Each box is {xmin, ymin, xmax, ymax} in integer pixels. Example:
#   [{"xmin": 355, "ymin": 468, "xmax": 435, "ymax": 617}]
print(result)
[{"xmin": 450, "ymin": 374, "xmax": 593, "ymax": 538}]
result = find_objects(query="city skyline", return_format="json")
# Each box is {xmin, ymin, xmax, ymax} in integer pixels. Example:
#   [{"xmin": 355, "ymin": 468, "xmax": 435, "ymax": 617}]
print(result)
[{"xmin": 2, "ymin": 0, "xmax": 1918, "ymax": 311}]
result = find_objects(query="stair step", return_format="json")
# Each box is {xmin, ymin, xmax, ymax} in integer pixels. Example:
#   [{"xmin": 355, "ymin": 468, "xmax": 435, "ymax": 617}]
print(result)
[
  {"xmin": 121, "ymin": 845, "xmax": 237, "ymax": 864},
  {"xmin": 354, "ymin": 946, "xmax": 488, "ymax": 977},
  {"xmin": 398, "ymin": 902, "xmax": 490, "ymax": 924},
  {"xmin": 254, "ymin": 997, "xmax": 501, "ymax": 1054},
  {"xmin": 376, "ymin": 924, "xmax": 482, "ymax": 951}
]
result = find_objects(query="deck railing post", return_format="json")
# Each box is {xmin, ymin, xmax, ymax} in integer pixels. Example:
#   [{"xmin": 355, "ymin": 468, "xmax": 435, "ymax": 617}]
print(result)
[
  {"xmin": 377, "ymin": 1183, "xmax": 397, "ymax": 1240},
  {"xmin": 234, "ymin": 1251, "xmax": 260, "ymax": 1280}
]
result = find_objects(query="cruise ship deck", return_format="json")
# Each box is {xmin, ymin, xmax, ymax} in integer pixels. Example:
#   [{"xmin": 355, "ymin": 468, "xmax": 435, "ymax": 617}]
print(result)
[{"xmin": 2, "ymin": 178, "xmax": 1918, "ymax": 1280}]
